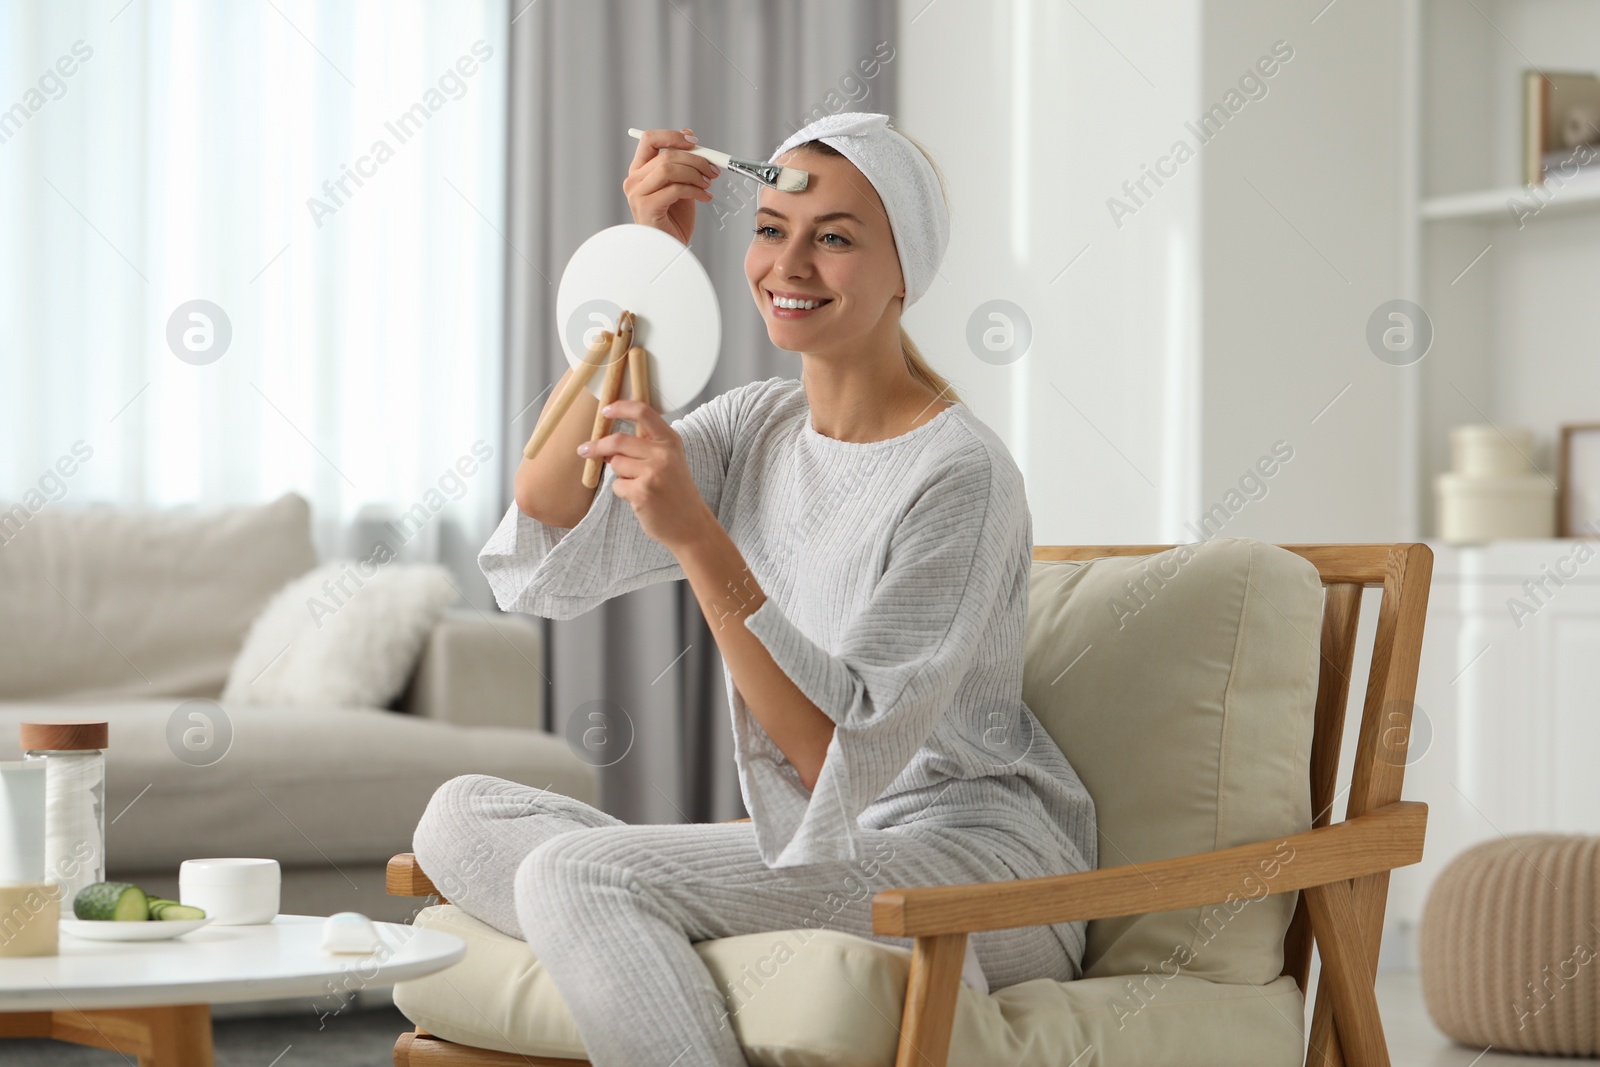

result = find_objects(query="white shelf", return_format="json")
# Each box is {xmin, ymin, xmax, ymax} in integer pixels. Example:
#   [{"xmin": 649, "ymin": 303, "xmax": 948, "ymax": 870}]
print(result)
[{"xmin": 1422, "ymin": 178, "xmax": 1600, "ymax": 222}]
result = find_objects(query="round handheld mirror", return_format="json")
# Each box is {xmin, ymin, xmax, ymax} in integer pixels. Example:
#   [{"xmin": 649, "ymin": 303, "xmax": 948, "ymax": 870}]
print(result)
[{"xmin": 554, "ymin": 223, "xmax": 721, "ymax": 414}]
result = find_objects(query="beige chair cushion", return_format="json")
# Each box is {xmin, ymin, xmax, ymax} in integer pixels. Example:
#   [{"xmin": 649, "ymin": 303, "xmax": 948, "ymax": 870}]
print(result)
[
  {"xmin": 0, "ymin": 492, "xmax": 317, "ymax": 701},
  {"xmin": 396, "ymin": 903, "xmax": 1307, "ymax": 1066},
  {"xmin": 1022, "ymin": 538, "xmax": 1322, "ymax": 985}
]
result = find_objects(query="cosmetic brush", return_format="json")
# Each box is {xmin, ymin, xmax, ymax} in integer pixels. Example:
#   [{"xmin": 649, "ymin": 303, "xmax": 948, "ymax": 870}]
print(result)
[{"xmin": 627, "ymin": 128, "xmax": 809, "ymax": 192}]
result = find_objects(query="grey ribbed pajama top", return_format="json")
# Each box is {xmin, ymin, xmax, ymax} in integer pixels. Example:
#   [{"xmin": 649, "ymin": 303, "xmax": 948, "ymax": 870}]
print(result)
[{"xmin": 477, "ymin": 375, "xmax": 1098, "ymax": 968}]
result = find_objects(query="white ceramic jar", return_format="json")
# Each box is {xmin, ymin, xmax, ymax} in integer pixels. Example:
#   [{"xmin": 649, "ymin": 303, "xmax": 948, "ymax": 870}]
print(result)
[{"xmin": 179, "ymin": 858, "xmax": 280, "ymax": 925}]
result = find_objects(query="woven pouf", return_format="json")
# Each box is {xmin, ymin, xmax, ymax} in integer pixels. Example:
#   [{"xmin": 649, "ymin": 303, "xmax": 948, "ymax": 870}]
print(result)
[{"xmin": 1420, "ymin": 833, "xmax": 1600, "ymax": 1055}]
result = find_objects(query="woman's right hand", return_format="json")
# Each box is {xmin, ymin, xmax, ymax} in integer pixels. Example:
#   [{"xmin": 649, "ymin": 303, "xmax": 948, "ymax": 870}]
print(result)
[{"xmin": 624, "ymin": 127, "xmax": 720, "ymax": 246}]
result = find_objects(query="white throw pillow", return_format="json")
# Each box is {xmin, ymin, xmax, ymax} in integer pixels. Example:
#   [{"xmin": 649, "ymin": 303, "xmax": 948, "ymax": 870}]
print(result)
[{"xmin": 222, "ymin": 560, "xmax": 459, "ymax": 709}]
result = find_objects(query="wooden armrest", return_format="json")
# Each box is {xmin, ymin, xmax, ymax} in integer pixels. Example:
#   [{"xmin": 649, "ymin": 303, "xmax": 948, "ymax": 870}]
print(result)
[
  {"xmin": 872, "ymin": 800, "xmax": 1426, "ymax": 938},
  {"xmin": 387, "ymin": 853, "xmax": 442, "ymax": 900}
]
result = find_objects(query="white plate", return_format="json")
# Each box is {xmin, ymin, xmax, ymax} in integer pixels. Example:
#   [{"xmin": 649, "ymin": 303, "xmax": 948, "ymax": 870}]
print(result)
[
  {"xmin": 61, "ymin": 918, "xmax": 213, "ymax": 941},
  {"xmin": 554, "ymin": 223, "xmax": 721, "ymax": 414}
]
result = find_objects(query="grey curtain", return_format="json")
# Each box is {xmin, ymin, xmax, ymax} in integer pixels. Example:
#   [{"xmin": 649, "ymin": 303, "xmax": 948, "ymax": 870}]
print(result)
[{"xmin": 502, "ymin": 0, "xmax": 898, "ymax": 824}]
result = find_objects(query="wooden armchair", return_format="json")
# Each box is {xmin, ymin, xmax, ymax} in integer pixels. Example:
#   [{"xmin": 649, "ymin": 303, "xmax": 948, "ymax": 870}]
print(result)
[{"xmin": 386, "ymin": 541, "xmax": 1431, "ymax": 1067}]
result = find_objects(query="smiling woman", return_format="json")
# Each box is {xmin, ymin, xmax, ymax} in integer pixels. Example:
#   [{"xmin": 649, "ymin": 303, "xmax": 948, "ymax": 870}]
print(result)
[
  {"xmin": 748, "ymin": 131, "xmax": 962, "ymax": 424},
  {"xmin": 432, "ymin": 112, "xmax": 1101, "ymax": 1066}
]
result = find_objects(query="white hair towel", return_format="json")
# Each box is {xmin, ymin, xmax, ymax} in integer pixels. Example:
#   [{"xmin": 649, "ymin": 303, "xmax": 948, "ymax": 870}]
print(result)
[{"xmin": 767, "ymin": 112, "xmax": 948, "ymax": 309}]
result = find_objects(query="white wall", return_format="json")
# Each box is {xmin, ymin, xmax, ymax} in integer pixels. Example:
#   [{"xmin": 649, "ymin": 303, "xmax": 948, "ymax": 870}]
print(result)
[
  {"xmin": 900, "ymin": 0, "xmax": 1414, "ymax": 545},
  {"xmin": 1198, "ymin": 0, "xmax": 1410, "ymax": 543},
  {"xmin": 898, "ymin": 0, "xmax": 1203, "ymax": 545}
]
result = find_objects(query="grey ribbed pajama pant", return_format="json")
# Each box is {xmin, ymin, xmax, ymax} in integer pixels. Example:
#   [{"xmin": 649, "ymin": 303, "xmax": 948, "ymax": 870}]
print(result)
[{"xmin": 412, "ymin": 773, "xmax": 1077, "ymax": 1067}]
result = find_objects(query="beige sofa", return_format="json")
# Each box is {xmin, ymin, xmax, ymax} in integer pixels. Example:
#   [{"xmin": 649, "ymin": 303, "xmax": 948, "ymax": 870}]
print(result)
[{"xmin": 0, "ymin": 491, "xmax": 596, "ymax": 923}]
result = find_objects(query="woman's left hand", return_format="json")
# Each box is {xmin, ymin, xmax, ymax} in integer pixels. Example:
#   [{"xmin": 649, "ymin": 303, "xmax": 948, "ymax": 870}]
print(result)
[{"xmin": 578, "ymin": 397, "xmax": 715, "ymax": 552}]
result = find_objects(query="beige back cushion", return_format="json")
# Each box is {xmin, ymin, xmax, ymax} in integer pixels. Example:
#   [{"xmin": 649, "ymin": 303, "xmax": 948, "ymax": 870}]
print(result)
[
  {"xmin": 0, "ymin": 492, "xmax": 317, "ymax": 701},
  {"xmin": 1022, "ymin": 537, "xmax": 1322, "ymax": 985}
]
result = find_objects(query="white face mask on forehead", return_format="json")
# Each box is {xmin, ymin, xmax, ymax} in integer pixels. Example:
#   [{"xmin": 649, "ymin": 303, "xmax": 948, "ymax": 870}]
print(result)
[{"xmin": 767, "ymin": 112, "xmax": 950, "ymax": 310}]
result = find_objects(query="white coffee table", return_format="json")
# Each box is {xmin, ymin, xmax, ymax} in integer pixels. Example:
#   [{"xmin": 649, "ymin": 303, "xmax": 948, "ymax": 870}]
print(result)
[{"xmin": 0, "ymin": 914, "xmax": 465, "ymax": 1065}]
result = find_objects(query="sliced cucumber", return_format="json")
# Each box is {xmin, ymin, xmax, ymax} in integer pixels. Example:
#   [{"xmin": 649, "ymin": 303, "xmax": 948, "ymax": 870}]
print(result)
[
  {"xmin": 74, "ymin": 881, "xmax": 150, "ymax": 921},
  {"xmin": 148, "ymin": 898, "xmax": 206, "ymax": 921}
]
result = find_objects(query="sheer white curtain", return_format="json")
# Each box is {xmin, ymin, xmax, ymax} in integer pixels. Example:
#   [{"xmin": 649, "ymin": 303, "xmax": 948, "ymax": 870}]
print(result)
[{"xmin": 0, "ymin": 0, "xmax": 508, "ymax": 600}]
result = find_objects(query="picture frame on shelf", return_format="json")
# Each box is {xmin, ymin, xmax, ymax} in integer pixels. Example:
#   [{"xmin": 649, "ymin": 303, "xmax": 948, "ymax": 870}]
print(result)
[
  {"xmin": 1558, "ymin": 422, "xmax": 1600, "ymax": 537},
  {"xmin": 1523, "ymin": 71, "xmax": 1600, "ymax": 187}
]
